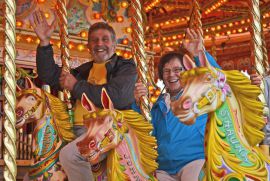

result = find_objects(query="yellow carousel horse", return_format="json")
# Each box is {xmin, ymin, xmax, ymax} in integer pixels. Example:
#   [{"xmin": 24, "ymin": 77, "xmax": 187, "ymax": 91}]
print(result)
[
  {"xmin": 16, "ymin": 77, "xmax": 75, "ymax": 180},
  {"xmin": 76, "ymin": 89, "xmax": 158, "ymax": 181},
  {"xmin": 171, "ymin": 53, "xmax": 270, "ymax": 181},
  {"xmin": 16, "ymin": 77, "xmax": 158, "ymax": 180}
]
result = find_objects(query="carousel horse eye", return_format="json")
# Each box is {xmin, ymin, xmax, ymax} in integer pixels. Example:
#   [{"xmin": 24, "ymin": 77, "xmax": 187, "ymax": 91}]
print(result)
[
  {"xmin": 89, "ymin": 139, "xmax": 96, "ymax": 148},
  {"xmin": 206, "ymin": 74, "xmax": 212, "ymax": 82},
  {"xmin": 27, "ymin": 95, "xmax": 36, "ymax": 102}
]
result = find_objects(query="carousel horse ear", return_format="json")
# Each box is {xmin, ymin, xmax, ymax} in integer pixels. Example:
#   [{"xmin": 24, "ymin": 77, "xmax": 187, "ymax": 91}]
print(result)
[
  {"xmin": 183, "ymin": 54, "xmax": 196, "ymax": 70},
  {"xmin": 198, "ymin": 50, "xmax": 213, "ymax": 70},
  {"xmin": 81, "ymin": 93, "xmax": 96, "ymax": 112},
  {"xmin": 25, "ymin": 77, "xmax": 35, "ymax": 89},
  {"xmin": 101, "ymin": 88, "xmax": 114, "ymax": 110},
  {"xmin": 16, "ymin": 84, "xmax": 22, "ymax": 92}
]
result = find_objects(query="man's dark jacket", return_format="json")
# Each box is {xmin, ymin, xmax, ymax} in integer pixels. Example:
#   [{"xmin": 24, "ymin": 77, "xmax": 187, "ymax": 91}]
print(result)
[{"xmin": 36, "ymin": 45, "xmax": 137, "ymax": 109}]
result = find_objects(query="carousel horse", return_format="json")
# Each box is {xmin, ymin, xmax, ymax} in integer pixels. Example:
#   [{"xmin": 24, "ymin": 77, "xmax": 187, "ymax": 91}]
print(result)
[
  {"xmin": 171, "ymin": 53, "xmax": 270, "ymax": 181},
  {"xmin": 76, "ymin": 89, "xmax": 158, "ymax": 181},
  {"xmin": 16, "ymin": 77, "xmax": 75, "ymax": 180}
]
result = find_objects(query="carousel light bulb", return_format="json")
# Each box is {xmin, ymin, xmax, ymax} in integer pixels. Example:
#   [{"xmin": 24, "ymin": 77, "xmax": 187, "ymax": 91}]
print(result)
[
  {"xmin": 16, "ymin": 21, "xmax": 23, "ymax": 27},
  {"xmin": 26, "ymin": 37, "xmax": 33, "ymax": 43},
  {"xmin": 57, "ymin": 41, "xmax": 61, "ymax": 48},
  {"xmin": 116, "ymin": 16, "xmax": 124, "ymax": 23},
  {"xmin": 16, "ymin": 35, "xmax": 22, "ymax": 42},
  {"xmin": 93, "ymin": 13, "xmax": 101, "ymax": 19},
  {"xmin": 116, "ymin": 51, "xmax": 121, "ymax": 55},
  {"xmin": 36, "ymin": 39, "xmax": 40, "ymax": 44},
  {"xmin": 121, "ymin": 1, "xmax": 129, "ymax": 8},
  {"xmin": 155, "ymin": 89, "xmax": 161, "ymax": 96},
  {"xmin": 125, "ymin": 27, "xmax": 132, "ymax": 33},
  {"xmin": 38, "ymin": 0, "xmax": 45, "ymax": 3},
  {"xmin": 78, "ymin": 44, "xmax": 85, "ymax": 51},
  {"xmin": 44, "ymin": 12, "xmax": 50, "ymax": 19},
  {"xmin": 150, "ymin": 97, "xmax": 157, "ymax": 103},
  {"xmin": 68, "ymin": 43, "xmax": 74, "ymax": 49},
  {"xmin": 80, "ymin": 31, "xmax": 87, "ymax": 38},
  {"xmin": 123, "ymin": 38, "xmax": 129, "ymax": 45},
  {"xmin": 123, "ymin": 52, "xmax": 129, "ymax": 58}
]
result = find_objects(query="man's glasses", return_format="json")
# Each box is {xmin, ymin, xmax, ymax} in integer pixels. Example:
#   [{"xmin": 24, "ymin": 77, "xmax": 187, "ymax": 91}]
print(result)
[{"xmin": 163, "ymin": 67, "xmax": 185, "ymax": 75}]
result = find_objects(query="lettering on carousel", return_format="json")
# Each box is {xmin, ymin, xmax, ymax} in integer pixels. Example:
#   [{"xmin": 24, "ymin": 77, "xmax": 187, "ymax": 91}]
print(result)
[
  {"xmin": 123, "ymin": 154, "xmax": 142, "ymax": 181},
  {"xmin": 219, "ymin": 107, "xmax": 249, "ymax": 163}
]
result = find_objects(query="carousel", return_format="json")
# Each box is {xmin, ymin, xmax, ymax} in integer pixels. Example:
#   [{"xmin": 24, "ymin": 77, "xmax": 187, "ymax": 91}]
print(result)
[{"xmin": 0, "ymin": 0, "xmax": 270, "ymax": 180}]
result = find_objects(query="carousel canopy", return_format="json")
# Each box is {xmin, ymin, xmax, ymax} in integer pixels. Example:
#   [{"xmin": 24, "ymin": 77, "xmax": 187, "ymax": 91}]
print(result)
[{"xmin": 0, "ymin": 0, "xmax": 269, "ymax": 71}]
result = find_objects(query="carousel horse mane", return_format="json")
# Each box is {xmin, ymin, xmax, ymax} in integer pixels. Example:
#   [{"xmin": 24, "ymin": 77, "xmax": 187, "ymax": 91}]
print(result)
[
  {"xmin": 106, "ymin": 109, "xmax": 157, "ymax": 180},
  {"xmin": 42, "ymin": 91, "xmax": 74, "ymax": 142},
  {"xmin": 180, "ymin": 68, "xmax": 265, "ymax": 146}
]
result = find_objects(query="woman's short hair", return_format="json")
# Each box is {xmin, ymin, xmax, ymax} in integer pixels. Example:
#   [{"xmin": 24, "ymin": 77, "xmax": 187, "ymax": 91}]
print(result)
[{"xmin": 158, "ymin": 52, "xmax": 185, "ymax": 80}]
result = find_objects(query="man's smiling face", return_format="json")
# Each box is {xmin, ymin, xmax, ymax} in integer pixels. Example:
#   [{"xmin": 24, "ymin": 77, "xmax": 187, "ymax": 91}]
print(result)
[{"xmin": 88, "ymin": 29, "xmax": 116, "ymax": 63}]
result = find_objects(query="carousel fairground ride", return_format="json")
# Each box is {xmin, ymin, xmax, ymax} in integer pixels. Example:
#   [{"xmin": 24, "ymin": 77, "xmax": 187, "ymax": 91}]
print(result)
[{"xmin": 0, "ymin": 0, "xmax": 270, "ymax": 180}]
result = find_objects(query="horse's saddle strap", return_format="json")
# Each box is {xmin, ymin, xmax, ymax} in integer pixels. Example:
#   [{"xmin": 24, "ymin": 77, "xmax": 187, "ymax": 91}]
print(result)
[{"xmin": 197, "ymin": 87, "xmax": 216, "ymax": 109}]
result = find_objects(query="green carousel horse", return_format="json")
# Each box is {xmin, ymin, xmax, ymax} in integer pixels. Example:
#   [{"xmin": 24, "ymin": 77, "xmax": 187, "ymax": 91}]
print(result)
[
  {"xmin": 76, "ymin": 89, "xmax": 158, "ymax": 181},
  {"xmin": 171, "ymin": 53, "xmax": 270, "ymax": 181},
  {"xmin": 16, "ymin": 77, "xmax": 75, "ymax": 180}
]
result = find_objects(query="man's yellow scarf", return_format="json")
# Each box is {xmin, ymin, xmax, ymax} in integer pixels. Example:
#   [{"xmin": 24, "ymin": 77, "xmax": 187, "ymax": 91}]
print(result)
[{"xmin": 74, "ymin": 61, "xmax": 108, "ymax": 125}]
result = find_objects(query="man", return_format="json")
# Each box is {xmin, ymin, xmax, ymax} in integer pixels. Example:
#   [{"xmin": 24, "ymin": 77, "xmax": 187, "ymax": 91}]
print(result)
[{"xmin": 30, "ymin": 10, "xmax": 137, "ymax": 181}]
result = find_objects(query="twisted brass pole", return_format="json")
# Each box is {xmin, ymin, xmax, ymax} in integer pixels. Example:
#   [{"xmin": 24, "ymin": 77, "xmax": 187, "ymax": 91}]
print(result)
[
  {"xmin": 131, "ymin": 0, "xmax": 151, "ymax": 122},
  {"xmin": 248, "ymin": 0, "xmax": 269, "ymax": 155},
  {"xmin": 248, "ymin": 0, "xmax": 267, "ymax": 107},
  {"xmin": 3, "ymin": 0, "xmax": 17, "ymax": 180},
  {"xmin": 56, "ymin": 0, "xmax": 70, "ymax": 71},
  {"xmin": 190, "ymin": 0, "xmax": 203, "ymax": 37},
  {"xmin": 56, "ymin": 0, "xmax": 73, "ymax": 122},
  {"xmin": 261, "ymin": 29, "xmax": 269, "ymax": 74}
]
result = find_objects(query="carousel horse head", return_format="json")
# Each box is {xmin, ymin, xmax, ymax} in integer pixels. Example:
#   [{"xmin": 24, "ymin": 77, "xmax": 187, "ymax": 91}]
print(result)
[
  {"xmin": 77, "ymin": 89, "xmax": 158, "ymax": 180},
  {"xmin": 76, "ymin": 89, "xmax": 125, "ymax": 164},
  {"xmin": 16, "ymin": 77, "xmax": 45, "ymax": 128},
  {"xmin": 16, "ymin": 77, "xmax": 74, "ymax": 180},
  {"xmin": 171, "ymin": 54, "xmax": 230, "ymax": 125},
  {"xmin": 171, "ymin": 53, "xmax": 269, "ymax": 180}
]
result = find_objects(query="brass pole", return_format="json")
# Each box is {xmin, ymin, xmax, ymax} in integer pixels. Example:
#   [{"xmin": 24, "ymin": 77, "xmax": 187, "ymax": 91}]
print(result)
[
  {"xmin": 131, "ymin": 0, "xmax": 151, "ymax": 122},
  {"xmin": 189, "ymin": 0, "xmax": 203, "ymax": 37},
  {"xmin": 3, "ymin": 0, "xmax": 17, "ymax": 180},
  {"xmin": 248, "ymin": 0, "xmax": 269, "ymax": 155},
  {"xmin": 56, "ymin": 0, "xmax": 73, "ymax": 122}
]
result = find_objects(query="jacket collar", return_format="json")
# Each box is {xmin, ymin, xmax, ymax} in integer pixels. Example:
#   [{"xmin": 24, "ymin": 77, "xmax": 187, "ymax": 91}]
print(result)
[{"xmin": 91, "ymin": 53, "xmax": 118, "ymax": 68}]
